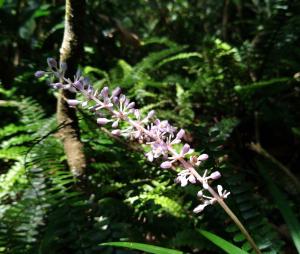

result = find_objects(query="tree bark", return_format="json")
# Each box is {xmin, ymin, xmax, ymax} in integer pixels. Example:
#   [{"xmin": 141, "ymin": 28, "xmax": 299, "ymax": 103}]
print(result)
[{"xmin": 57, "ymin": 0, "xmax": 87, "ymax": 176}]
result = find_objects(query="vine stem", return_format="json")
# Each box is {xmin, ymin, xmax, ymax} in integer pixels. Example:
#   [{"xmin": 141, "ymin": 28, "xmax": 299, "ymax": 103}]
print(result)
[{"xmin": 62, "ymin": 79, "xmax": 262, "ymax": 254}]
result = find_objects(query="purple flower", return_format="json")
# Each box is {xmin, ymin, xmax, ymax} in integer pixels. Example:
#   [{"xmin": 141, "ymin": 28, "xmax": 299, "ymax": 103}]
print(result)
[{"xmin": 35, "ymin": 58, "xmax": 231, "ymax": 217}]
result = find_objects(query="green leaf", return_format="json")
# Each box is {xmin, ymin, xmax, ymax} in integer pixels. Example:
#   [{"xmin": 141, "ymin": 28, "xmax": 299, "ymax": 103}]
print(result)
[
  {"xmin": 198, "ymin": 229, "xmax": 249, "ymax": 254},
  {"xmin": 257, "ymin": 161, "xmax": 300, "ymax": 253},
  {"xmin": 100, "ymin": 242, "xmax": 183, "ymax": 254}
]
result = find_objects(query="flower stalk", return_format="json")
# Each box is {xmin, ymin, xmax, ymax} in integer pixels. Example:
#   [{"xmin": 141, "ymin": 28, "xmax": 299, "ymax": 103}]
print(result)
[{"xmin": 35, "ymin": 59, "xmax": 261, "ymax": 254}]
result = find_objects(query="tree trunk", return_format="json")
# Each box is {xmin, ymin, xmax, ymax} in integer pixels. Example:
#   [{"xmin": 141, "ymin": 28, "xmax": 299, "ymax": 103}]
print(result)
[{"xmin": 57, "ymin": 0, "xmax": 87, "ymax": 176}]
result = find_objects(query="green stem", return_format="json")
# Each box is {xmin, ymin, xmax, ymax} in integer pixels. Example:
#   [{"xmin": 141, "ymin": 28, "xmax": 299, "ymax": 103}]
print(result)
[{"xmin": 179, "ymin": 159, "xmax": 262, "ymax": 254}]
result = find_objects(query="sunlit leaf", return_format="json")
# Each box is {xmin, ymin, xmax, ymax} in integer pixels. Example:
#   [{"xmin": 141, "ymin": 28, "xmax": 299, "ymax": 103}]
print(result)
[{"xmin": 199, "ymin": 229, "xmax": 249, "ymax": 254}]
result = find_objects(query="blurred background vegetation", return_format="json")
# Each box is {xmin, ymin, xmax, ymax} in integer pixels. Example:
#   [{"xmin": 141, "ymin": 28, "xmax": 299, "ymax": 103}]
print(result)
[{"xmin": 0, "ymin": 0, "xmax": 300, "ymax": 253}]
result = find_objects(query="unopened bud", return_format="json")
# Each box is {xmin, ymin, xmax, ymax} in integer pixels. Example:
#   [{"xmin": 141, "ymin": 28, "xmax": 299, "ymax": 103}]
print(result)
[
  {"xmin": 188, "ymin": 174, "xmax": 196, "ymax": 184},
  {"xmin": 134, "ymin": 109, "xmax": 140, "ymax": 119},
  {"xmin": 193, "ymin": 204, "xmax": 207, "ymax": 213},
  {"xmin": 113, "ymin": 96, "xmax": 119, "ymax": 104},
  {"xmin": 111, "ymin": 130, "xmax": 121, "ymax": 136},
  {"xmin": 74, "ymin": 81, "xmax": 83, "ymax": 90},
  {"xmin": 147, "ymin": 110, "xmax": 155, "ymax": 118},
  {"xmin": 112, "ymin": 87, "xmax": 121, "ymax": 97},
  {"xmin": 202, "ymin": 182, "xmax": 209, "ymax": 189},
  {"xmin": 197, "ymin": 190, "xmax": 203, "ymax": 198},
  {"xmin": 97, "ymin": 118, "xmax": 110, "ymax": 125},
  {"xmin": 100, "ymin": 87, "xmax": 109, "ymax": 98},
  {"xmin": 67, "ymin": 99, "xmax": 81, "ymax": 107},
  {"xmin": 47, "ymin": 58, "xmax": 57, "ymax": 68},
  {"xmin": 127, "ymin": 102, "xmax": 135, "ymax": 109},
  {"xmin": 210, "ymin": 171, "xmax": 221, "ymax": 180},
  {"xmin": 160, "ymin": 161, "xmax": 172, "ymax": 169},
  {"xmin": 112, "ymin": 121, "xmax": 119, "ymax": 128},
  {"xmin": 198, "ymin": 154, "xmax": 209, "ymax": 161},
  {"xmin": 181, "ymin": 144, "xmax": 190, "ymax": 155},
  {"xmin": 120, "ymin": 94, "xmax": 126, "ymax": 103},
  {"xmin": 176, "ymin": 129, "xmax": 185, "ymax": 140},
  {"xmin": 35, "ymin": 71, "xmax": 45, "ymax": 78}
]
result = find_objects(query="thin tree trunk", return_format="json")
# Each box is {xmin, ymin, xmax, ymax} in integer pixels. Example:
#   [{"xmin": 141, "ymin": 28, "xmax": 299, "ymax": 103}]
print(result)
[{"xmin": 57, "ymin": 0, "xmax": 87, "ymax": 176}]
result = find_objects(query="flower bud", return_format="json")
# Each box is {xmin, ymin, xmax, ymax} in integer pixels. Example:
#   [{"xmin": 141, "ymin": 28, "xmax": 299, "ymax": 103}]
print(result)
[
  {"xmin": 35, "ymin": 71, "xmax": 45, "ymax": 78},
  {"xmin": 202, "ymin": 182, "xmax": 209, "ymax": 189},
  {"xmin": 197, "ymin": 190, "xmax": 203, "ymax": 198},
  {"xmin": 181, "ymin": 144, "xmax": 190, "ymax": 155},
  {"xmin": 47, "ymin": 58, "xmax": 57, "ymax": 68},
  {"xmin": 210, "ymin": 171, "xmax": 221, "ymax": 180},
  {"xmin": 97, "ymin": 118, "xmax": 110, "ymax": 125},
  {"xmin": 160, "ymin": 161, "xmax": 172, "ymax": 169},
  {"xmin": 180, "ymin": 177, "xmax": 188, "ymax": 187},
  {"xmin": 127, "ymin": 102, "xmax": 135, "ymax": 109},
  {"xmin": 134, "ymin": 109, "xmax": 140, "ymax": 119},
  {"xmin": 120, "ymin": 94, "xmax": 126, "ymax": 103},
  {"xmin": 100, "ymin": 87, "xmax": 109, "ymax": 98},
  {"xmin": 74, "ymin": 81, "xmax": 83, "ymax": 90},
  {"xmin": 67, "ymin": 99, "xmax": 81, "ymax": 107},
  {"xmin": 198, "ymin": 154, "xmax": 209, "ymax": 161},
  {"xmin": 124, "ymin": 98, "xmax": 130, "ymax": 107},
  {"xmin": 176, "ymin": 129, "xmax": 185, "ymax": 140},
  {"xmin": 113, "ymin": 96, "xmax": 119, "ymax": 104},
  {"xmin": 146, "ymin": 152, "xmax": 154, "ymax": 162},
  {"xmin": 112, "ymin": 87, "xmax": 121, "ymax": 97},
  {"xmin": 112, "ymin": 121, "xmax": 119, "ymax": 128},
  {"xmin": 188, "ymin": 174, "xmax": 196, "ymax": 184},
  {"xmin": 111, "ymin": 130, "xmax": 121, "ymax": 136},
  {"xmin": 193, "ymin": 204, "xmax": 207, "ymax": 213},
  {"xmin": 147, "ymin": 110, "xmax": 155, "ymax": 119}
]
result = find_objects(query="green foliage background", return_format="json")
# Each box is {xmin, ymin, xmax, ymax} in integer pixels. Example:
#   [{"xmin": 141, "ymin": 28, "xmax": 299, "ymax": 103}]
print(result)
[{"xmin": 0, "ymin": 0, "xmax": 300, "ymax": 253}]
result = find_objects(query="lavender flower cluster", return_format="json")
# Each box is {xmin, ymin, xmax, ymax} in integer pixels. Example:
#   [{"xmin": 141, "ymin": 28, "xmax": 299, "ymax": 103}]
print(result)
[{"xmin": 35, "ymin": 58, "xmax": 230, "ymax": 213}]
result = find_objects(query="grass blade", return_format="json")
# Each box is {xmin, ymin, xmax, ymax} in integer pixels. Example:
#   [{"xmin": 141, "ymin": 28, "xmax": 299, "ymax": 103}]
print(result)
[
  {"xmin": 100, "ymin": 242, "xmax": 183, "ymax": 254},
  {"xmin": 199, "ymin": 229, "xmax": 249, "ymax": 254}
]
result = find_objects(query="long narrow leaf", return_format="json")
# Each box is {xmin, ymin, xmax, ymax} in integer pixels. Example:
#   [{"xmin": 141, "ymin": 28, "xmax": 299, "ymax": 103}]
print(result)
[
  {"xmin": 257, "ymin": 161, "xmax": 300, "ymax": 253},
  {"xmin": 100, "ymin": 242, "xmax": 183, "ymax": 254},
  {"xmin": 199, "ymin": 229, "xmax": 249, "ymax": 254}
]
